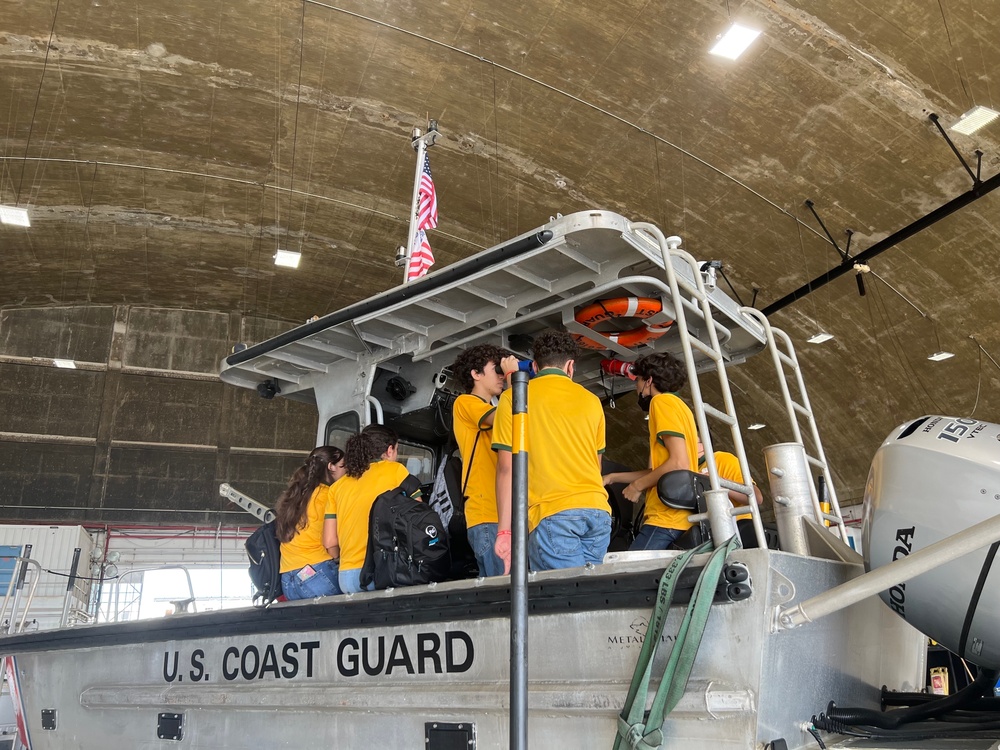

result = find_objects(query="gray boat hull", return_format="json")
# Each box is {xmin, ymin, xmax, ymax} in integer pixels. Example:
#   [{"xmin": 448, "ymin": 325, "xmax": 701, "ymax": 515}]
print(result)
[{"xmin": 2, "ymin": 549, "xmax": 924, "ymax": 749}]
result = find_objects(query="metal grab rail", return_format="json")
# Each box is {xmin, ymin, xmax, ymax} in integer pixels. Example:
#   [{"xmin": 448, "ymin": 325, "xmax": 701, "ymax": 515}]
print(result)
[
  {"xmin": 0, "ymin": 556, "xmax": 42, "ymax": 635},
  {"xmin": 220, "ymin": 483, "xmax": 276, "ymax": 523}
]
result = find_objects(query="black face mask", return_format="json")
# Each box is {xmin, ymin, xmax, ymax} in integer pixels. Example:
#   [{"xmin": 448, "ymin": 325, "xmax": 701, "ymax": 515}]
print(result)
[{"xmin": 637, "ymin": 389, "xmax": 653, "ymax": 413}]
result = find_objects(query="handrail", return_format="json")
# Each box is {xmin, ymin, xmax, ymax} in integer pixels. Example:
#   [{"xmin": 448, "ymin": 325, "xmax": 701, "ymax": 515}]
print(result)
[{"xmin": 0, "ymin": 557, "xmax": 42, "ymax": 635}]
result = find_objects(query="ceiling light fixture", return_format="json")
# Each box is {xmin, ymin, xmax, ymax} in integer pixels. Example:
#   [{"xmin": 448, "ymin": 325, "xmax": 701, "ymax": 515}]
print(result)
[
  {"xmin": 273, "ymin": 249, "xmax": 301, "ymax": 268},
  {"xmin": 53, "ymin": 359, "xmax": 77, "ymax": 369},
  {"xmin": 807, "ymin": 332, "xmax": 834, "ymax": 344},
  {"xmin": 709, "ymin": 23, "xmax": 761, "ymax": 60},
  {"xmin": 748, "ymin": 423, "xmax": 766, "ymax": 430},
  {"xmin": 0, "ymin": 205, "xmax": 30, "ymax": 227},
  {"xmin": 950, "ymin": 106, "xmax": 1000, "ymax": 136},
  {"xmin": 927, "ymin": 351, "xmax": 955, "ymax": 362}
]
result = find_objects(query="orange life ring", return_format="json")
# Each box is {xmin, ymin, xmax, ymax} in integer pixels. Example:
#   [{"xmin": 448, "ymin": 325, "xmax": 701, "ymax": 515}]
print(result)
[{"xmin": 572, "ymin": 297, "xmax": 673, "ymax": 351}]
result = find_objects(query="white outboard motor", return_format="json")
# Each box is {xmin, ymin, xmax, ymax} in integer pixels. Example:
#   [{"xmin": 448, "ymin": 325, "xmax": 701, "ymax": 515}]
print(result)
[{"xmin": 863, "ymin": 415, "xmax": 1000, "ymax": 669}]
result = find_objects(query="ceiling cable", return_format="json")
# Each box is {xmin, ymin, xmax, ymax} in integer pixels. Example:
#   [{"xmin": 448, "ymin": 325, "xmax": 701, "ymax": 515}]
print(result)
[{"xmin": 15, "ymin": 0, "xmax": 62, "ymax": 206}]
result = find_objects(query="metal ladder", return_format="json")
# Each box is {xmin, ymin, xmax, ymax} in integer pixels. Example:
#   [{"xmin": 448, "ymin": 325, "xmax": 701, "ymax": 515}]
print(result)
[
  {"xmin": 739, "ymin": 307, "xmax": 848, "ymax": 541},
  {"xmin": 632, "ymin": 223, "xmax": 767, "ymax": 549}
]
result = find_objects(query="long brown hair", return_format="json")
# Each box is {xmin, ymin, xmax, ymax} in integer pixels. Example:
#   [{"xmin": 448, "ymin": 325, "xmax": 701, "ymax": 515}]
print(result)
[
  {"xmin": 274, "ymin": 445, "xmax": 343, "ymax": 543},
  {"xmin": 344, "ymin": 425, "xmax": 397, "ymax": 479}
]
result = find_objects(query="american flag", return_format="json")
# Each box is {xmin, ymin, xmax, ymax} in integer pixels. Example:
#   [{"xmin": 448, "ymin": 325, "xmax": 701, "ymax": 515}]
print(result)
[
  {"xmin": 406, "ymin": 229, "xmax": 435, "ymax": 281},
  {"xmin": 417, "ymin": 154, "xmax": 438, "ymax": 230}
]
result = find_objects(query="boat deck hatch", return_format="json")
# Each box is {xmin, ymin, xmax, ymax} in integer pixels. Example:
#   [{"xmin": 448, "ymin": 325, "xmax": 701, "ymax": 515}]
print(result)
[{"xmin": 425, "ymin": 721, "xmax": 475, "ymax": 749}]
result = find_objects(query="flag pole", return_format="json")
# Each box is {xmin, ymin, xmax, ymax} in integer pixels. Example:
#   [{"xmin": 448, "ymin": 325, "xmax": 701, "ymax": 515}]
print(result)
[{"xmin": 400, "ymin": 121, "xmax": 439, "ymax": 284}]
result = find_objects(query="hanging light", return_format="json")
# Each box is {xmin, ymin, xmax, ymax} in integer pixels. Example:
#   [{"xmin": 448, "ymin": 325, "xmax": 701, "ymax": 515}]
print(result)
[{"xmin": 709, "ymin": 23, "xmax": 762, "ymax": 60}]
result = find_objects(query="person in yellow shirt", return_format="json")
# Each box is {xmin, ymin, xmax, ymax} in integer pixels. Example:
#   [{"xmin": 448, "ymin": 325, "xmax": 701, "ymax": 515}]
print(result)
[
  {"xmin": 493, "ymin": 331, "xmax": 611, "ymax": 572},
  {"xmin": 697, "ymin": 442, "xmax": 762, "ymax": 521},
  {"xmin": 602, "ymin": 352, "xmax": 698, "ymax": 550},
  {"xmin": 276, "ymin": 445, "xmax": 346, "ymax": 600},
  {"xmin": 451, "ymin": 344, "xmax": 506, "ymax": 576},
  {"xmin": 323, "ymin": 425, "xmax": 415, "ymax": 593}
]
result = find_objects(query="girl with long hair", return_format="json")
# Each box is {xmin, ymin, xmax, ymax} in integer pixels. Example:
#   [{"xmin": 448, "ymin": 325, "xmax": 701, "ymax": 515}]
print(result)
[
  {"xmin": 276, "ymin": 445, "xmax": 346, "ymax": 600},
  {"xmin": 323, "ymin": 425, "xmax": 416, "ymax": 593}
]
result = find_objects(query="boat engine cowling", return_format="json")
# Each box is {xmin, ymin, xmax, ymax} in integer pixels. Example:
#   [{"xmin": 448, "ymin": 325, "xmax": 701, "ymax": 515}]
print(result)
[{"xmin": 863, "ymin": 415, "xmax": 1000, "ymax": 669}]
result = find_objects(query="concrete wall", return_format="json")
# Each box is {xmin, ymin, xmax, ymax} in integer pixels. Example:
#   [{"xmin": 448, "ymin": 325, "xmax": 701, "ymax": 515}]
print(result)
[{"xmin": 0, "ymin": 306, "xmax": 317, "ymax": 525}]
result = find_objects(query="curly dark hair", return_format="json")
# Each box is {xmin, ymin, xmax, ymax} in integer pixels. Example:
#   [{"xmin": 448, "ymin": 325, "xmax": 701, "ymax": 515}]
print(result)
[
  {"xmin": 344, "ymin": 424, "xmax": 398, "ymax": 478},
  {"xmin": 632, "ymin": 352, "xmax": 687, "ymax": 394},
  {"xmin": 451, "ymin": 343, "xmax": 505, "ymax": 392},
  {"xmin": 532, "ymin": 330, "xmax": 579, "ymax": 368},
  {"xmin": 274, "ymin": 445, "xmax": 344, "ymax": 543}
]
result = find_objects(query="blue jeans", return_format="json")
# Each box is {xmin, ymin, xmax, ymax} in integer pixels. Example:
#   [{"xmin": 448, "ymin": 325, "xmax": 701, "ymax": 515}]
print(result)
[
  {"xmin": 528, "ymin": 509, "xmax": 612, "ymax": 571},
  {"xmin": 339, "ymin": 567, "xmax": 375, "ymax": 594},
  {"xmin": 630, "ymin": 524, "xmax": 684, "ymax": 551},
  {"xmin": 468, "ymin": 522, "xmax": 504, "ymax": 577},
  {"xmin": 280, "ymin": 559, "xmax": 341, "ymax": 600}
]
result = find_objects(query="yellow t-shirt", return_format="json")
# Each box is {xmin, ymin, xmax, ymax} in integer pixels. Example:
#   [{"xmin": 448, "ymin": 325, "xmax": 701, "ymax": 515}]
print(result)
[
  {"xmin": 279, "ymin": 484, "xmax": 333, "ymax": 574},
  {"xmin": 643, "ymin": 392, "xmax": 699, "ymax": 530},
  {"xmin": 326, "ymin": 460, "xmax": 411, "ymax": 571},
  {"xmin": 700, "ymin": 450, "xmax": 753, "ymax": 520},
  {"xmin": 453, "ymin": 393, "xmax": 499, "ymax": 528},
  {"xmin": 492, "ymin": 369, "xmax": 609, "ymax": 531}
]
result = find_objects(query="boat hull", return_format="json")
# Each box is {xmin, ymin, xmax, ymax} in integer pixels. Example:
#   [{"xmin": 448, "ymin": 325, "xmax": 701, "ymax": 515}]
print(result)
[{"xmin": 1, "ymin": 549, "xmax": 924, "ymax": 750}]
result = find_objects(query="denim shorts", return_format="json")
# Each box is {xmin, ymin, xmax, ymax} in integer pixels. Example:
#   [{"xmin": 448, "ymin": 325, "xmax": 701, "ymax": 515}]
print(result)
[
  {"xmin": 528, "ymin": 509, "xmax": 612, "ymax": 572},
  {"xmin": 339, "ymin": 567, "xmax": 375, "ymax": 594},
  {"xmin": 467, "ymin": 522, "xmax": 504, "ymax": 577},
  {"xmin": 630, "ymin": 524, "xmax": 684, "ymax": 551},
  {"xmin": 280, "ymin": 558, "xmax": 341, "ymax": 600}
]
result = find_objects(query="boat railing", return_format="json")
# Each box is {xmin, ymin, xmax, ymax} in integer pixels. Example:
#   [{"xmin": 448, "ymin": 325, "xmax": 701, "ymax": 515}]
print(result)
[{"xmin": 0, "ymin": 556, "xmax": 41, "ymax": 637}]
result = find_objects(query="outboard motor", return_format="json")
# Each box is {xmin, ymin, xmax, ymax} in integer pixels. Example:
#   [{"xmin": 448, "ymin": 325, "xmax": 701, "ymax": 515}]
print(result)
[{"xmin": 863, "ymin": 415, "xmax": 1000, "ymax": 669}]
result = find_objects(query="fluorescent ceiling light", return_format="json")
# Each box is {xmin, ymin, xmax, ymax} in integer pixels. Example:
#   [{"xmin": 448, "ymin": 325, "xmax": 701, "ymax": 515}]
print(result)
[
  {"xmin": 927, "ymin": 351, "xmax": 954, "ymax": 362},
  {"xmin": 53, "ymin": 359, "xmax": 77, "ymax": 369},
  {"xmin": 950, "ymin": 106, "xmax": 1000, "ymax": 136},
  {"xmin": 807, "ymin": 333, "xmax": 834, "ymax": 344},
  {"xmin": 748, "ymin": 423, "xmax": 766, "ymax": 431},
  {"xmin": 709, "ymin": 23, "xmax": 761, "ymax": 60},
  {"xmin": 273, "ymin": 249, "xmax": 301, "ymax": 268},
  {"xmin": 0, "ymin": 205, "xmax": 30, "ymax": 227}
]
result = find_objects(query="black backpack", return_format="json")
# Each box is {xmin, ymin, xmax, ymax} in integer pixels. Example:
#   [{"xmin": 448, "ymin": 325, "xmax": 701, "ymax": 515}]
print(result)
[
  {"xmin": 246, "ymin": 520, "xmax": 283, "ymax": 606},
  {"xmin": 360, "ymin": 475, "xmax": 451, "ymax": 590},
  {"xmin": 427, "ymin": 447, "xmax": 479, "ymax": 578}
]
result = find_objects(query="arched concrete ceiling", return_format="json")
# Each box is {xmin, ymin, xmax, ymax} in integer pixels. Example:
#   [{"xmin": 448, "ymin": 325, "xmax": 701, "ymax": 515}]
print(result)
[{"xmin": 3, "ymin": 0, "xmax": 1000, "ymax": 505}]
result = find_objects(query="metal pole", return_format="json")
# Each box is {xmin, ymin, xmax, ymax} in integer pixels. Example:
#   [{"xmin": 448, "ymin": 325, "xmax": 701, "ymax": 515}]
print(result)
[
  {"xmin": 510, "ymin": 370, "xmax": 529, "ymax": 750},
  {"xmin": 60, "ymin": 548, "xmax": 82, "ymax": 627},
  {"xmin": 402, "ymin": 129, "xmax": 428, "ymax": 284},
  {"xmin": 8, "ymin": 544, "xmax": 31, "ymax": 633},
  {"xmin": 776, "ymin": 512, "xmax": 1000, "ymax": 629}
]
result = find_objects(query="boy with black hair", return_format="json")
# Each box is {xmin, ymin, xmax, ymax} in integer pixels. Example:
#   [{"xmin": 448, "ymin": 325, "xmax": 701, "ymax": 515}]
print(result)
[
  {"xmin": 451, "ymin": 344, "xmax": 507, "ymax": 576},
  {"xmin": 492, "ymin": 330, "xmax": 611, "ymax": 572},
  {"xmin": 602, "ymin": 351, "xmax": 699, "ymax": 550}
]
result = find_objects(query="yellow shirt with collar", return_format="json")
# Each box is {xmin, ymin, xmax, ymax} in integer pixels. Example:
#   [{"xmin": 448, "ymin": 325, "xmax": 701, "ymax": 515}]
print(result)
[
  {"xmin": 453, "ymin": 393, "xmax": 499, "ymax": 528},
  {"xmin": 492, "ymin": 368, "xmax": 609, "ymax": 531},
  {"xmin": 326, "ymin": 460, "xmax": 412, "ymax": 570},
  {"xmin": 643, "ymin": 392, "xmax": 699, "ymax": 530},
  {"xmin": 700, "ymin": 450, "xmax": 753, "ymax": 520},
  {"xmin": 279, "ymin": 484, "xmax": 333, "ymax": 574}
]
